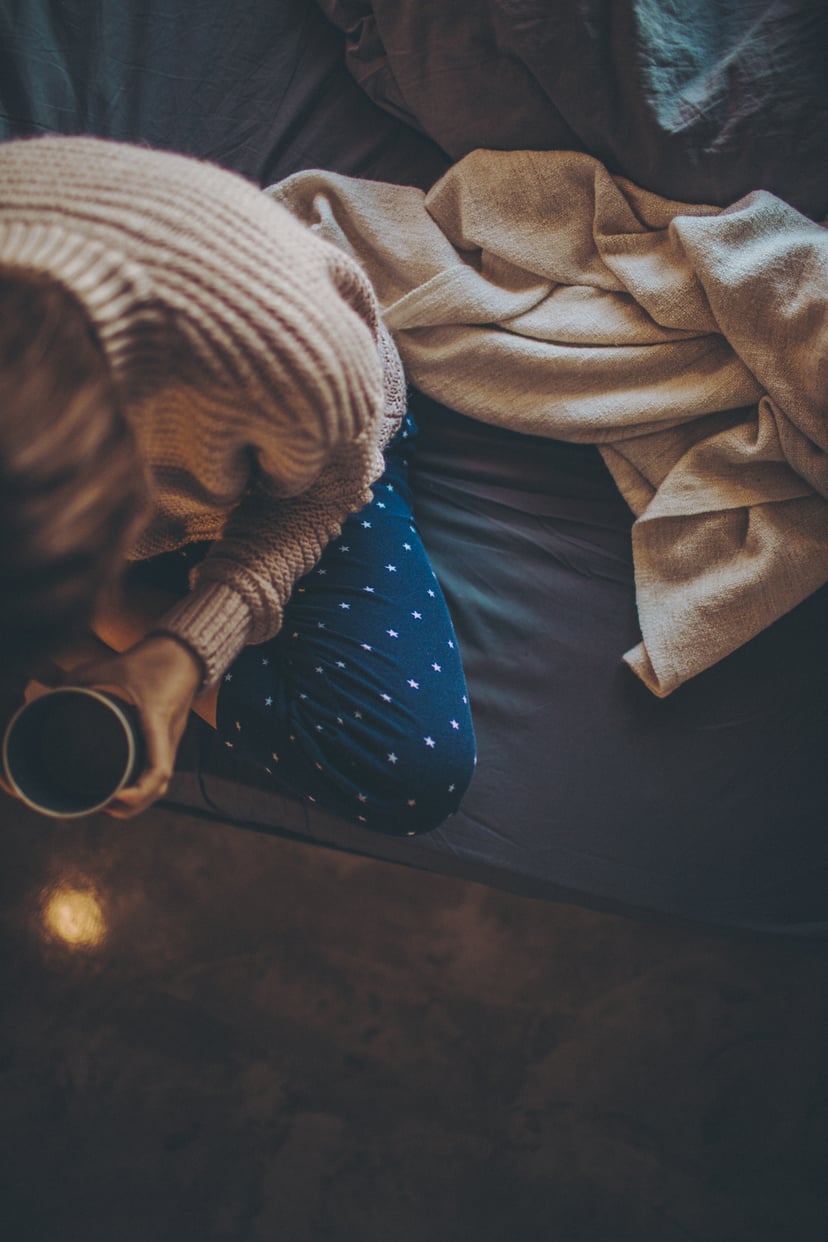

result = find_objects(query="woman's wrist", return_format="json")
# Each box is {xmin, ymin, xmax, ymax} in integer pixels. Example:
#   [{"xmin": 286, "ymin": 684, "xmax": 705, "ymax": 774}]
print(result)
[{"xmin": 138, "ymin": 632, "xmax": 204, "ymax": 698}]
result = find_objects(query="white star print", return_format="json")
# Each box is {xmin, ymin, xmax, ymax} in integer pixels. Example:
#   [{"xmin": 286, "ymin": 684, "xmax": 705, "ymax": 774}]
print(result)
[
  {"xmin": 225, "ymin": 740, "xmax": 234, "ymax": 748},
  {"xmin": 317, "ymin": 622, "xmax": 326, "ymax": 629},
  {"xmin": 316, "ymin": 569, "xmax": 327, "ymax": 576},
  {"xmin": 214, "ymin": 450, "xmax": 472, "ymax": 816}
]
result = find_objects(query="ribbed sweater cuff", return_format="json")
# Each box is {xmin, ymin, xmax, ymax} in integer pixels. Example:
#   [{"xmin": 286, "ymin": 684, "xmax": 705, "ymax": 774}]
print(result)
[{"xmin": 151, "ymin": 582, "xmax": 253, "ymax": 694}]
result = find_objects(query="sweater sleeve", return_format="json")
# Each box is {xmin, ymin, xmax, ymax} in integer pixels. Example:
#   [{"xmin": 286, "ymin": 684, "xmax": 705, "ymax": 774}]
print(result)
[{"xmin": 151, "ymin": 419, "xmax": 387, "ymax": 693}]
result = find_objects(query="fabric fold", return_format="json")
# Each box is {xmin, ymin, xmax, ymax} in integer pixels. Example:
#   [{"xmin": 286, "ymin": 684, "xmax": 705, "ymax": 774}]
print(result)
[{"xmin": 271, "ymin": 148, "xmax": 828, "ymax": 696}]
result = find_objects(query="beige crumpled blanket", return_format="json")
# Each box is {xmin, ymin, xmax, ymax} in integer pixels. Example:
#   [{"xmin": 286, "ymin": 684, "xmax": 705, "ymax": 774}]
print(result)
[{"xmin": 269, "ymin": 150, "xmax": 828, "ymax": 697}]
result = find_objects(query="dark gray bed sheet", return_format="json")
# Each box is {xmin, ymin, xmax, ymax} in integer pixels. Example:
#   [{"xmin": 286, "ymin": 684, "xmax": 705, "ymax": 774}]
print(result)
[
  {"xmin": 2, "ymin": 0, "xmax": 827, "ymax": 937},
  {"xmin": 318, "ymin": 0, "xmax": 828, "ymax": 218},
  {"xmin": 172, "ymin": 396, "xmax": 828, "ymax": 940},
  {"xmin": 0, "ymin": 0, "xmax": 448, "ymax": 189}
]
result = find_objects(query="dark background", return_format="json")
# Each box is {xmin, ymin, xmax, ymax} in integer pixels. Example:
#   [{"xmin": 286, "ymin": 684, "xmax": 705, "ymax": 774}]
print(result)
[
  {"xmin": 1, "ymin": 801, "xmax": 828, "ymax": 1242},
  {"xmin": 2, "ymin": 1, "xmax": 828, "ymax": 1236}
]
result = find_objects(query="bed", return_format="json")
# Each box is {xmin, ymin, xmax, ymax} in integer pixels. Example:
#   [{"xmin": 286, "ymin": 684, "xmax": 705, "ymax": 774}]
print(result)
[{"xmin": 2, "ymin": 0, "xmax": 827, "ymax": 938}]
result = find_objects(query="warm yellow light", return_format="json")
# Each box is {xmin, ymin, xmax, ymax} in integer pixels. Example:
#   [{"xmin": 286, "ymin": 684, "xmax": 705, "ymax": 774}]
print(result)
[{"xmin": 43, "ymin": 887, "xmax": 107, "ymax": 948}]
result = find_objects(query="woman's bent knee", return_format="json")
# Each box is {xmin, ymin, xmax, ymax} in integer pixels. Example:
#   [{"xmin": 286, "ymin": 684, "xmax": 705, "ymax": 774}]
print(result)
[
  {"xmin": 275, "ymin": 710, "xmax": 476, "ymax": 834},
  {"xmin": 303, "ymin": 722, "xmax": 478, "ymax": 835}
]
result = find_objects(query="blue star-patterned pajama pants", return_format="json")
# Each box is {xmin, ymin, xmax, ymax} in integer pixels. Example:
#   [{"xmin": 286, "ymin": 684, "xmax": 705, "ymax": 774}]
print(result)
[{"xmin": 209, "ymin": 411, "xmax": 476, "ymax": 835}]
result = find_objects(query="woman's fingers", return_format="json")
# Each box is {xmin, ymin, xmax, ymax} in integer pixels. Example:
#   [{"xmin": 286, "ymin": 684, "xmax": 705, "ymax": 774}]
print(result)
[
  {"xmin": 105, "ymin": 709, "xmax": 174, "ymax": 818},
  {"xmin": 106, "ymin": 772, "xmax": 170, "ymax": 818},
  {"xmin": 22, "ymin": 677, "xmax": 58, "ymax": 705},
  {"xmin": 3, "ymin": 638, "xmax": 199, "ymax": 820},
  {"xmin": 99, "ymin": 638, "xmax": 200, "ymax": 817}
]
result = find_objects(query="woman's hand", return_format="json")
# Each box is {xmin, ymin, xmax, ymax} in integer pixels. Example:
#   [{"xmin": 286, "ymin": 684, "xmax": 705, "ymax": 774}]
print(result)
[{"xmin": 67, "ymin": 633, "xmax": 203, "ymax": 818}]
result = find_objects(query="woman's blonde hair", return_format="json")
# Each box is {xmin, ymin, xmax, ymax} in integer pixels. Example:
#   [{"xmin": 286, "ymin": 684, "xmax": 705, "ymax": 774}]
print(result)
[{"xmin": 0, "ymin": 274, "xmax": 149, "ymax": 665}]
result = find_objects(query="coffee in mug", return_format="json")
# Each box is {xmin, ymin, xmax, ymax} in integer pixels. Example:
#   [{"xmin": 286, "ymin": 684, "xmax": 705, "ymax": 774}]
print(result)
[{"xmin": 2, "ymin": 687, "xmax": 146, "ymax": 818}]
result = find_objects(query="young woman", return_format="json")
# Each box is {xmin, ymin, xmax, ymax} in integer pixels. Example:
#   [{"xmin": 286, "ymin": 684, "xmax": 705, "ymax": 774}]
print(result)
[{"xmin": 0, "ymin": 135, "xmax": 475, "ymax": 832}]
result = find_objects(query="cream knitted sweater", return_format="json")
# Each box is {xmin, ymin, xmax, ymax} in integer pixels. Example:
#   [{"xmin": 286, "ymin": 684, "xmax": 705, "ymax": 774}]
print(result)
[{"xmin": 0, "ymin": 136, "xmax": 406, "ymax": 690}]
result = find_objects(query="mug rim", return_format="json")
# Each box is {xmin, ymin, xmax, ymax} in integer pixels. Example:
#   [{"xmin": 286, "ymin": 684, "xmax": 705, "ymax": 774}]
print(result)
[{"xmin": 2, "ymin": 685, "xmax": 138, "ymax": 819}]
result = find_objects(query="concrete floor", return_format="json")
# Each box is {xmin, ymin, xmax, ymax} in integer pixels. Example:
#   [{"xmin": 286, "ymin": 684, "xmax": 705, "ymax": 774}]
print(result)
[{"xmin": 1, "ymin": 794, "xmax": 827, "ymax": 1242}]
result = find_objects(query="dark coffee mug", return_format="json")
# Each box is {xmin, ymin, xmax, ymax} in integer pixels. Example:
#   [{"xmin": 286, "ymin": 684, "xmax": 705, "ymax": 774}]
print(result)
[{"xmin": 2, "ymin": 687, "xmax": 146, "ymax": 819}]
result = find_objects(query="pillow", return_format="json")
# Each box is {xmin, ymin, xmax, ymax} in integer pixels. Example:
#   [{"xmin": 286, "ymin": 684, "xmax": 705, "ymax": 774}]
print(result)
[{"xmin": 318, "ymin": 0, "xmax": 828, "ymax": 217}]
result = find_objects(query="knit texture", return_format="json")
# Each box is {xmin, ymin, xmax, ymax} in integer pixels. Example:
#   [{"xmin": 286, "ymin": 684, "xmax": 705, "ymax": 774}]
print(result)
[{"xmin": 0, "ymin": 135, "xmax": 406, "ymax": 690}]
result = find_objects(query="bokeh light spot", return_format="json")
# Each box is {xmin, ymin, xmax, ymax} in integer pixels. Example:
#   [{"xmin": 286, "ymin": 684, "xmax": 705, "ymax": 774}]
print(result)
[{"xmin": 43, "ymin": 887, "xmax": 107, "ymax": 948}]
